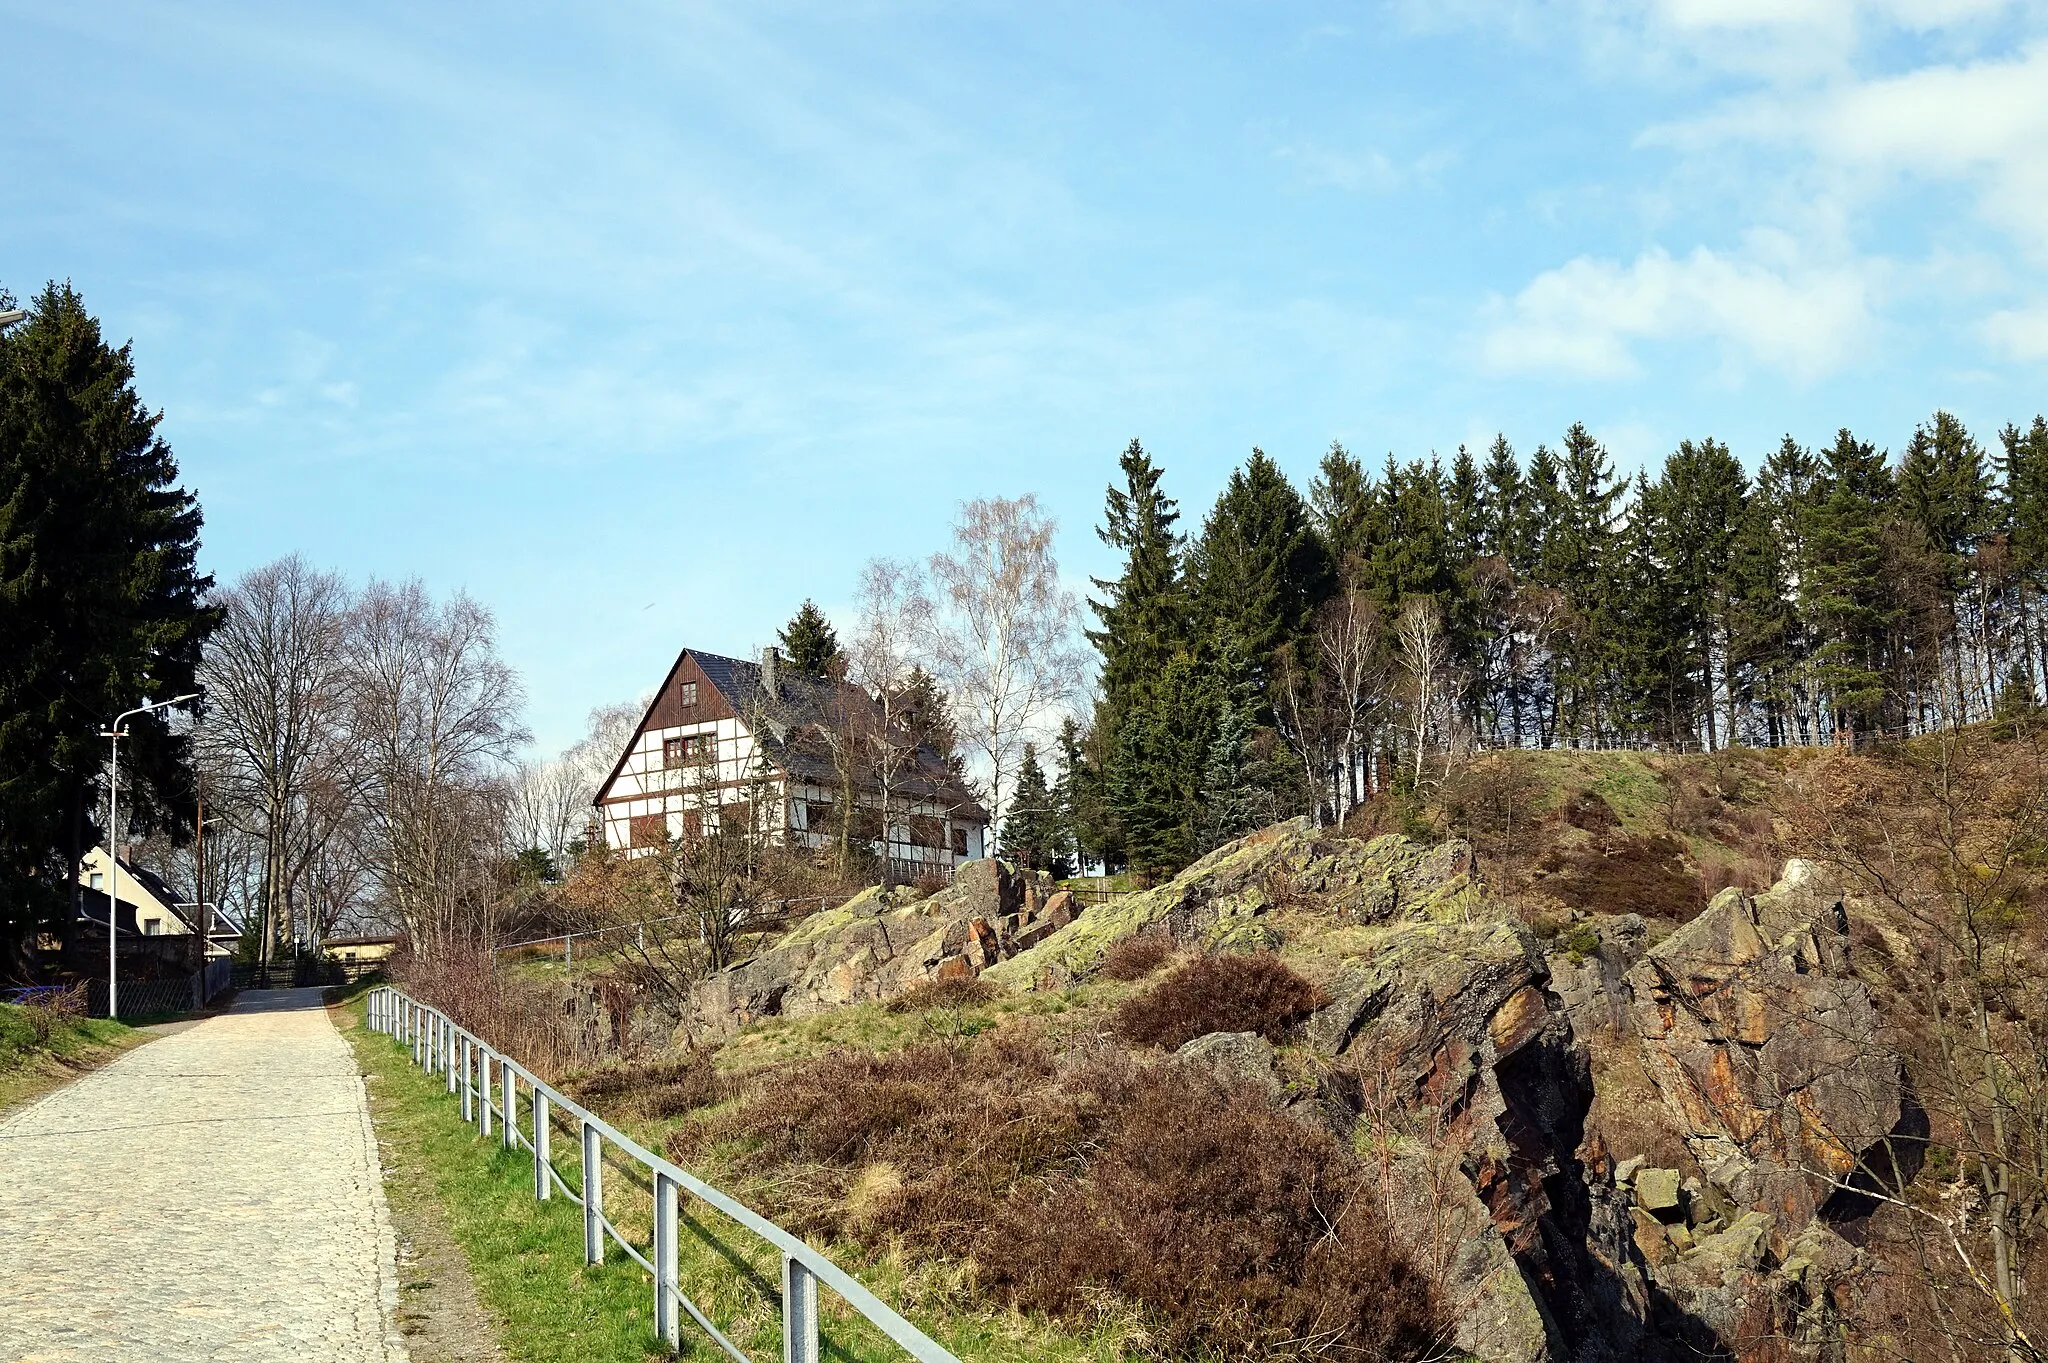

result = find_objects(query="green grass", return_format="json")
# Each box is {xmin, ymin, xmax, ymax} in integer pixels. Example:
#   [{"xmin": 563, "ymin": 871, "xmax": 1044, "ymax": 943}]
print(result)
[
  {"xmin": 340, "ymin": 995, "xmax": 1132, "ymax": 1363},
  {"xmin": 0, "ymin": 1001, "xmax": 140, "ymax": 1112}
]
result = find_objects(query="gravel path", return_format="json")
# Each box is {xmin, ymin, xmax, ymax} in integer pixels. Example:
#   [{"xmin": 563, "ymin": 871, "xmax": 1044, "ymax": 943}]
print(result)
[{"xmin": 0, "ymin": 989, "xmax": 407, "ymax": 1362}]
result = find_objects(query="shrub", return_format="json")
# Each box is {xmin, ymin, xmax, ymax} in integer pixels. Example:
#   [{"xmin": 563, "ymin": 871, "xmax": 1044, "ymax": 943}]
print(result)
[
  {"xmin": 1096, "ymin": 933, "xmax": 1174, "ymax": 982},
  {"xmin": 566, "ymin": 1054, "xmax": 728, "ymax": 1121},
  {"xmin": 1112, "ymin": 953, "xmax": 1324, "ymax": 1050},
  {"xmin": 885, "ymin": 976, "xmax": 996, "ymax": 1013},
  {"xmin": 678, "ymin": 1026, "xmax": 1445, "ymax": 1359}
]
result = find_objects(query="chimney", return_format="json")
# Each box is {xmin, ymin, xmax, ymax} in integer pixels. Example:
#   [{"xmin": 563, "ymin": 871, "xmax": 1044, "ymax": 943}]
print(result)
[{"xmin": 762, "ymin": 646, "xmax": 781, "ymax": 700}]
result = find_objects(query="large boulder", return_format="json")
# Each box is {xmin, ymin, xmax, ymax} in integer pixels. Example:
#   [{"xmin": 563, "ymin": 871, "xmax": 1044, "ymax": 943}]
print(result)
[
  {"xmin": 1625, "ymin": 861, "xmax": 1913, "ymax": 1225},
  {"xmin": 1311, "ymin": 917, "xmax": 1654, "ymax": 1363},
  {"xmin": 983, "ymin": 818, "xmax": 1476, "ymax": 989},
  {"xmin": 687, "ymin": 860, "xmax": 1075, "ymax": 1039}
]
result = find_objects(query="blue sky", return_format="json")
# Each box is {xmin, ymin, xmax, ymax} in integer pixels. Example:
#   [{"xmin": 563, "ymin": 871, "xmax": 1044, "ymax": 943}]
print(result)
[{"xmin": 7, "ymin": 1, "xmax": 2048, "ymax": 754}]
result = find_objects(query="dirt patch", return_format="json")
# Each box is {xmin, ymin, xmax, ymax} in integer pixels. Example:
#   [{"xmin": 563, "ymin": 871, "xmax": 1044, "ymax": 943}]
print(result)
[{"xmin": 345, "ymin": 1011, "xmax": 507, "ymax": 1363}]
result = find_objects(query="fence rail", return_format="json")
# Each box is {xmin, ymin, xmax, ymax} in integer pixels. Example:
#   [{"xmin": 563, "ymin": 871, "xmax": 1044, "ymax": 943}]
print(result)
[{"xmin": 366, "ymin": 986, "xmax": 960, "ymax": 1363}]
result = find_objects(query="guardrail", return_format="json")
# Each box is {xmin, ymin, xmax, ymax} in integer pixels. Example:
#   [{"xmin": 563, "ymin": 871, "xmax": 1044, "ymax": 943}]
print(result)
[{"xmin": 365, "ymin": 986, "xmax": 960, "ymax": 1363}]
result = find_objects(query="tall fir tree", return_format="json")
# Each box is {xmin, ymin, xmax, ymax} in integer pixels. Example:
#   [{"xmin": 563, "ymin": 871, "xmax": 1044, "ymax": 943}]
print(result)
[
  {"xmin": 1188, "ymin": 449, "xmax": 1335, "ymax": 693},
  {"xmin": 778, "ymin": 599, "xmax": 842, "ymax": 675},
  {"xmin": 1804, "ymin": 429, "xmax": 1894, "ymax": 735},
  {"xmin": 0, "ymin": 282, "xmax": 218, "ymax": 956},
  {"xmin": 998, "ymin": 743, "xmax": 1064, "ymax": 874}
]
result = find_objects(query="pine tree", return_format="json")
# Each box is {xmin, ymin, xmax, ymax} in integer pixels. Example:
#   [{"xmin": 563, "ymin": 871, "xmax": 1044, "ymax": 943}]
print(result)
[
  {"xmin": 998, "ymin": 743, "xmax": 1063, "ymax": 873},
  {"xmin": 1088, "ymin": 439, "xmax": 1189, "ymax": 710},
  {"xmin": 0, "ymin": 282, "xmax": 218, "ymax": 953},
  {"xmin": 1198, "ymin": 700, "xmax": 1259, "ymax": 851},
  {"xmin": 1107, "ymin": 654, "xmax": 1221, "ymax": 878},
  {"xmin": 1051, "ymin": 716, "xmax": 1096, "ymax": 873},
  {"xmin": 778, "ymin": 600, "xmax": 842, "ymax": 674},
  {"xmin": 1310, "ymin": 441, "xmax": 1375, "ymax": 577},
  {"xmin": 1188, "ymin": 448, "xmax": 1334, "ymax": 697},
  {"xmin": 1804, "ymin": 429, "xmax": 1894, "ymax": 737},
  {"xmin": 1654, "ymin": 438, "xmax": 1747, "ymax": 745},
  {"xmin": 1479, "ymin": 435, "xmax": 1524, "ymax": 563}
]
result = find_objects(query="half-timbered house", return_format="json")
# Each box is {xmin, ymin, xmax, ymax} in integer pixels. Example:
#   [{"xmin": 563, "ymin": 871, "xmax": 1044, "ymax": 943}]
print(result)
[{"xmin": 593, "ymin": 646, "xmax": 989, "ymax": 880}]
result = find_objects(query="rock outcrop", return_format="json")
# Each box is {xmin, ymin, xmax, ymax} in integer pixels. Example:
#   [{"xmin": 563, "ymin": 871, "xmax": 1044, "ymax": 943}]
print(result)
[
  {"xmin": 1626, "ymin": 860, "xmax": 1913, "ymax": 1225},
  {"xmin": 687, "ymin": 860, "xmax": 1074, "ymax": 1039}
]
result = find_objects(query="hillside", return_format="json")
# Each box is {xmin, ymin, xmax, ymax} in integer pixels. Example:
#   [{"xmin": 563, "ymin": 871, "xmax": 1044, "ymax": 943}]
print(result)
[{"xmin": 446, "ymin": 731, "xmax": 2048, "ymax": 1362}]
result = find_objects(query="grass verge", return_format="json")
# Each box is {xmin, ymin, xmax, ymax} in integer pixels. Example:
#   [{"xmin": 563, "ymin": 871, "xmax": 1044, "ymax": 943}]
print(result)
[
  {"xmin": 338, "ymin": 994, "xmax": 1131, "ymax": 1363},
  {"xmin": 0, "ymin": 1002, "xmax": 144, "ymax": 1115}
]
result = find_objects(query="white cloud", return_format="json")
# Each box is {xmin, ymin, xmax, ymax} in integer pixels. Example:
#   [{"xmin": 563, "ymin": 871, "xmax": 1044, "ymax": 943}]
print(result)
[
  {"xmin": 1481, "ymin": 244, "xmax": 1875, "ymax": 380},
  {"xmin": 1986, "ymin": 303, "xmax": 2048, "ymax": 359}
]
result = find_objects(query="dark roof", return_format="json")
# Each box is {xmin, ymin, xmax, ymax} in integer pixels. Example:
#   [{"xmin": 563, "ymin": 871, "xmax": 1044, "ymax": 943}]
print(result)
[{"xmin": 601, "ymin": 646, "xmax": 989, "ymax": 823}]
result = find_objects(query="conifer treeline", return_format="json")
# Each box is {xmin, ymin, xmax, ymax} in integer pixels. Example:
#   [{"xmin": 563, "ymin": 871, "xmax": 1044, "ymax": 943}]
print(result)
[{"xmin": 1053, "ymin": 414, "xmax": 2048, "ymax": 877}]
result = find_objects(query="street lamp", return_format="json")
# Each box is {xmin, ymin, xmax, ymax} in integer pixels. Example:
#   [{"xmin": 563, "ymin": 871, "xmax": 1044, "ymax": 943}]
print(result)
[
  {"xmin": 0, "ymin": 308, "xmax": 25, "ymax": 329},
  {"xmin": 100, "ymin": 694, "xmax": 200, "ymax": 1018}
]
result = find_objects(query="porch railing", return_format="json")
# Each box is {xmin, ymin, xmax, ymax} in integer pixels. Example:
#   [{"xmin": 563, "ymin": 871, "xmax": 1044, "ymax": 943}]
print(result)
[{"xmin": 364, "ymin": 986, "xmax": 960, "ymax": 1363}]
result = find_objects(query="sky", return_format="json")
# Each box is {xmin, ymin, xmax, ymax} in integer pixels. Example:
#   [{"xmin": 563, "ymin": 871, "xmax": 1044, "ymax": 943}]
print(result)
[{"xmin": 7, "ymin": 0, "xmax": 2048, "ymax": 756}]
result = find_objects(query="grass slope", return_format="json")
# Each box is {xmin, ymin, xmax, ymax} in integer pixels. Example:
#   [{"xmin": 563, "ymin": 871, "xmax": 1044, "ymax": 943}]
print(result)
[
  {"xmin": 338, "ymin": 994, "xmax": 1130, "ymax": 1363},
  {"xmin": 0, "ymin": 1002, "xmax": 142, "ymax": 1114}
]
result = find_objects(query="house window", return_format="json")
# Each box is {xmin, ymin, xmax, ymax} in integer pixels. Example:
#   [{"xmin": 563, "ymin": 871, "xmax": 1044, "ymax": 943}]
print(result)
[
  {"xmin": 722, "ymin": 801, "xmax": 754, "ymax": 836},
  {"xmin": 143, "ymin": 919, "xmax": 160, "ymax": 936},
  {"xmin": 680, "ymin": 681, "xmax": 698, "ymax": 707},
  {"xmin": 89, "ymin": 872, "xmax": 104, "ymax": 891},
  {"xmin": 629, "ymin": 814, "xmax": 669, "ymax": 848},
  {"xmin": 805, "ymin": 800, "xmax": 833, "ymax": 832},
  {"xmin": 682, "ymin": 810, "xmax": 703, "ymax": 841},
  {"xmin": 908, "ymin": 816, "xmax": 944, "ymax": 849},
  {"xmin": 663, "ymin": 733, "xmax": 714, "ymax": 768},
  {"xmin": 951, "ymin": 825, "xmax": 968, "ymax": 856}
]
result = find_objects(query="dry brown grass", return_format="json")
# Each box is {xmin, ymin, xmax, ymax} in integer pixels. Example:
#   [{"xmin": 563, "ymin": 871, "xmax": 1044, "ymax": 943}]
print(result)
[
  {"xmin": 1112, "ymin": 953, "xmax": 1325, "ymax": 1051},
  {"xmin": 674, "ymin": 1027, "xmax": 1445, "ymax": 1359},
  {"xmin": 1095, "ymin": 934, "xmax": 1174, "ymax": 982},
  {"xmin": 885, "ymin": 977, "xmax": 997, "ymax": 1013}
]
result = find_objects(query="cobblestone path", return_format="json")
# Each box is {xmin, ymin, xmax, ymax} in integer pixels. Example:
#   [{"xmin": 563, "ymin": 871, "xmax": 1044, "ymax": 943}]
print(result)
[{"xmin": 0, "ymin": 989, "xmax": 407, "ymax": 1362}]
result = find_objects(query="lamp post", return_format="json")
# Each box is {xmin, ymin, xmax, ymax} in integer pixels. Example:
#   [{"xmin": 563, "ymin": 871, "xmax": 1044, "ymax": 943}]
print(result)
[
  {"xmin": 100, "ymin": 694, "xmax": 199, "ymax": 1018},
  {"xmin": 0, "ymin": 308, "xmax": 26, "ymax": 330}
]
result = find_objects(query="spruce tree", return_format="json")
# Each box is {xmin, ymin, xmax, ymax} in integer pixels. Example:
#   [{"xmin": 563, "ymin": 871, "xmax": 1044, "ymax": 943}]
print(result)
[
  {"xmin": 1107, "ymin": 654, "xmax": 1221, "ymax": 878},
  {"xmin": 1188, "ymin": 448, "xmax": 1334, "ymax": 696},
  {"xmin": 1051, "ymin": 716, "xmax": 1096, "ymax": 873},
  {"xmin": 1088, "ymin": 440, "xmax": 1187, "ymax": 700},
  {"xmin": 778, "ymin": 600, "xmax": 842, "ymax": 674},
  {"xmin": 1310, "ymin": 441, "xmax": 1375, "ymax": 577},
  {"xmin": 0, "ymin": 282, "xmax": 217, "ymax": 954},
  {"xmin": 1804, "ymin": 429, "xmax": 1894, "ymax": 736},
  {"xmin": 1654, "ymin": 438, "xmax": 1747, "ymax": 745},
  {"xmin": 1198, "ymin": 700, "xmax": 1258, "ymax": 851},
  {"xmin": 998, "ymin": 743, "xmax": 1062, "ymax": 873},
  {"xmin": 1479, "ymin": 435, "xmax": 1524, "ymax": 563}
]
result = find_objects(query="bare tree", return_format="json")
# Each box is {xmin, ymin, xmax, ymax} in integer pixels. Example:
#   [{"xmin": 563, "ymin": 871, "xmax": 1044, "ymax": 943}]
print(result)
[
  {"xmin": 346, "ymin": 579, "xmax": 526, "ymax": 956},
  {"xmin": 1397, "ymin": 598, "xmax": 1463, "ymax": 791},
  {"xmin": 194, "ymin": 556, "xmax": 352, "ymax": 980},
  {"xmin": 926, "ymin": 495, "xmax": 1085, "ymax": 827}
]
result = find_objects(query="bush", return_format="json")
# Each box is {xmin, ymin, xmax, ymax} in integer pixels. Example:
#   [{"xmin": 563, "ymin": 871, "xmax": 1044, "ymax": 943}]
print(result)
[
  {"xmin": 678, "ymin": 1027, "xmax": 1444, "ymax": 1359},
  {"xmin": 565, "ymin": 1054, "xmax": 728, "ymax": 1121},
  {"xmin": 1096, "ymin": 933, "xmax": 1174, "ymax": 982},
  {"xmin": 885, "ymin": 976, "xmax": 996, "ymax": 1013},
  {"xmin": 1112, "ymin": 953, "xmax": 1324, "ymax": 1050}
]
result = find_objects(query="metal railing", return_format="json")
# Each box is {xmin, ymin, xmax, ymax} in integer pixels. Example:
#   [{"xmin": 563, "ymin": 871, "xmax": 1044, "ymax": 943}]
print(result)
[{"xmin": 365, "ymin": 986, "xmax": 960, "ymax": 1363}]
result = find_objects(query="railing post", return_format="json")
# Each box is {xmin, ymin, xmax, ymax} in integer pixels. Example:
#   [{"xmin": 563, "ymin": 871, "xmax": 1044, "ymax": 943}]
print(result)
[
  {"xmin": 412, "ymin": 1002, "xmax": 423, "ymax": 1066},
  {"xmin": 783, "ymin": 1254, "xmax": 819, "ymax": 1363},
  {"xmin": 501, "ymin": 1061, "xmax": 518, "ymax": 1151},
  {"xmin": 445, "ymin": 1021, "xmax": 458, "ymax": 1094},
  {"xmin": 654, "ymin": 1172, "xmax": 679, "ymax": 1347},
  {"xmin": 479, "ymin": 1048, "xmax": 494, "ymax": 1138},
  {"xmin": 581, "ymin": 1121, "xmax": 604, "ymax": 1265},
  {"xmin": 533, "ymin": 1090, "xmax": 552, "ymax": 1200},
  {"xmin": 461, "ymin": 1037, "xmax": 475, "ymax": 1123}
]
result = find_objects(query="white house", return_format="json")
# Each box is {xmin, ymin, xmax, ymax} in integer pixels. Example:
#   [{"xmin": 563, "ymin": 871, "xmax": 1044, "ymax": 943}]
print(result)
[
  {"xmin": 75, "ymin": 846, "xmax": 243, "ymax": 960},
  {"xmin": 594, "ymin": 647, "xmax": 989, "ymax": 880}
]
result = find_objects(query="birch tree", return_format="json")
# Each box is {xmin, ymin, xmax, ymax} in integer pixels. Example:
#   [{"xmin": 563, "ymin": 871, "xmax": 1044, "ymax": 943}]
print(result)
[{"xmin": 927, "ymin": 495, "xmax": 1085, "ymax": 826}]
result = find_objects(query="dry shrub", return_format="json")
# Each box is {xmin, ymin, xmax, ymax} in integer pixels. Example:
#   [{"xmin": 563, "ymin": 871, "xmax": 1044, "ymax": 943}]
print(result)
[
  {"xmin": 679, "ymin": 1028, "xmax": 1444, "ymax": 1358},
  {"xmin": 1113, "ymin": 953, "xmax": 1324, "ymax": 1050},
  {"xmin": 1536, "ymin": 832, "xmax": 1704, "ymax": 921},
  {"xmin": 1097, "ymin": 933, "xmax": 1174, "ymax": 982},
  {"xmin": 397, "ymin": 945, "xmax": 587, "ymax": 1079},
  {"xmin": 566, "ymin": 1054, "xmax": 728, "ymax": 1120},
  {"xmin": 1698, "ymin": 856, "xmax": 1773, "ymax": 899},
  {"xmin": 1562, "ymin": 789, "xmax": 1620, "ymax": 832},
  {"xmin": 21, "ymin": 984, "xmax": 86, "ymax": 1046},
  {"xmin": 886, "ymin": 976, "xmax": 996, "ymax": 1013}
]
